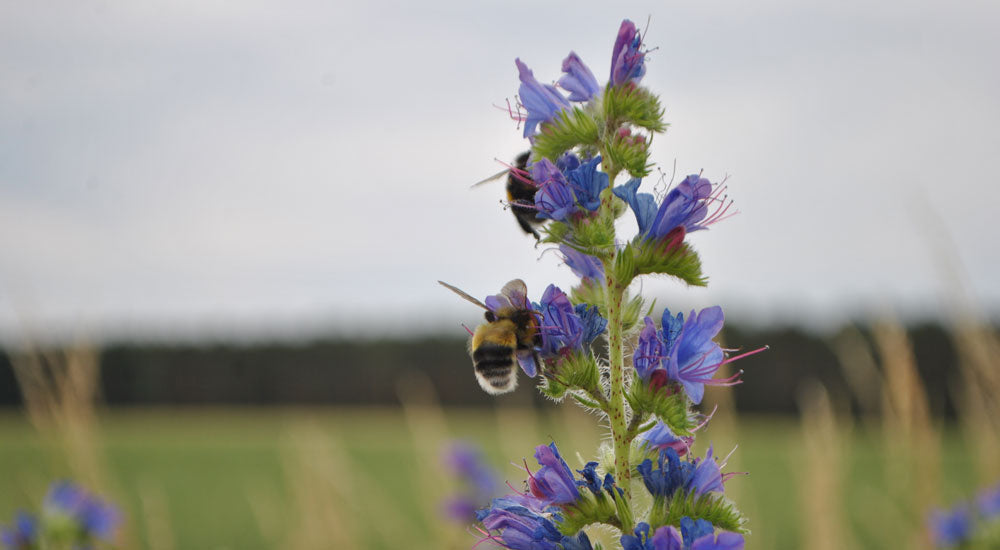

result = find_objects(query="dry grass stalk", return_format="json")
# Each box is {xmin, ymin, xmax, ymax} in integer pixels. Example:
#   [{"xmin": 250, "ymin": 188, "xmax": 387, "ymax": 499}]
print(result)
[
  {"xmin": 952, "ymin": 319, "xmax": 1000, "ymax": 484},
  {"xmin": 9, "ymin": 344, "xmax": 105, "ymax": 489},
  {"xmin": 873, "ymin": 319, "xmax": 939, "ymax": 550},
  {"xmin": 281, "ymin": 422, "xmax": 359, "ymax": 550},
  {"xmin": 138, "ymin": 481, "xmax": 175, "ymax": 550},
  {"xmin": 797, "ymin": 381, "xmax": 855, "ymax": 550},
  {"xmin": 397, "ymin": 374, "xmax": 466, "ymax": 550}
]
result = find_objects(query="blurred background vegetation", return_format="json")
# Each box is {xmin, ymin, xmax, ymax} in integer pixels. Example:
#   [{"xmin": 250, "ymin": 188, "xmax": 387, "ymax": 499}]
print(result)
[{"xmin": 1, "ymin": 316, "xmax": 997, "ymax": 549}]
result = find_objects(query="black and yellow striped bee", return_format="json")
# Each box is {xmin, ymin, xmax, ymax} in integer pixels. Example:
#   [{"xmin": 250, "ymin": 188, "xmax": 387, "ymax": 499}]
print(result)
[
  {"xmin": 439, "ymin": 279, "xmax": 541, "ymax": 394},
  {"xmin": 473, "ymin": 152, "xmax": 543, "ymax": 240}
]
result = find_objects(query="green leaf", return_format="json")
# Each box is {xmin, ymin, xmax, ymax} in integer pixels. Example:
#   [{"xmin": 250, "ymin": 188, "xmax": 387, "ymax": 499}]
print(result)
[
  {"xmin": 627, "ymin": 382, "xmax": 696, "ymax": 436},
  {"xmin": 541, "ymin": 221, "xmax": 570, "ymax": 244},
  {"xmin": 570, "ymin": 279, "xmax": 606, "ymax": 314},
  {"xmin": 632, "ymin": 238, "xmax": 707, "ymax": 287},
  {"xmin": 603, "ymin": 85, "xmax": 668, "ymax": 134},
  {"xmin": 533, "ymin": 107, "xmax": 600, "ymax": 161},
  {"xmin": 651, "ymin": 491, "xmax": 748, "ymax": 534}
]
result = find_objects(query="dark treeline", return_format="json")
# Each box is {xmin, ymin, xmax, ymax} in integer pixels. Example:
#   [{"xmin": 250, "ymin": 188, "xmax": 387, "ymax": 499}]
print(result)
[{"xmin": 0, "ymin": 322, "xmax": 968, "ymax": 416}]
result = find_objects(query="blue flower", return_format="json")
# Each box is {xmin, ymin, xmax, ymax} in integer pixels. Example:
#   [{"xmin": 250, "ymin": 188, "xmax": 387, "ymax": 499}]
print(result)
[
  {"xmin": 566, "ymin": 156, "xmax": 610, "ymax": 212},
  {"xmin": 637, "ymin": 447, "xmax": 728, "ymax": 500},
  {"xmin": 979, "ymin": 483, "xmax": 1000, "ymax": 519},
  {"xmin": 680, "ymin": 517, "xmax": 715, "ymax": 547},
  {"xmin": 621, "ymin": 522, "xmax": 656, "ymax": 550},
  {"xmin": 556, "ymin": 152, "xmax": 582, "ymax": 174},
  {"xmin": 532, "ymin": 159, "xmax": 576, "ymax": 222},
  {"xmin": 558, "ymin": 52, "xmax": 600, "ymax": 102},
  {"xmin": 574, "ymin": 304, "xmax": 607, "ymax": 345},
  {"xmin": 575, "ymin": 462, "xmax": 603, "ymax": 496},
  {"xmin": 610, "ymin": 20, "xmax": 647, "ymax": 87},
  {"xmin": 536, "ymin": 285, "xmax": 584, "ymax": 358},
  {"xmin": 44, "ymin": 481, "xmax": 120, "ymax": 541},
  {"xmin": 661, "ymin": 308, "xmax": 685, "ymax": 352},
  {"xmin": 560, "ymin": 245, "xmax": 604, "ymax": 283},
  {"xmin": 929, "ymin": 505, "xmax": 972, "ymax": 547},
  {"xmin": 528, "ymin": 442, "xmax": 580, "ymax": 505},
  {"xmin": 560, "ymin": 531, "xmax": 594, "ymax": 550},
  {"xmin": 0, "ymin": 512, "xmax": 36, "ymax": 550},
  {"xmin": 516, "ymin": 58, "xmax": 571, "ymax": 138},
  {"xmin": 613, "ymin": 178, "xmax": 657, "ymax": 235}
]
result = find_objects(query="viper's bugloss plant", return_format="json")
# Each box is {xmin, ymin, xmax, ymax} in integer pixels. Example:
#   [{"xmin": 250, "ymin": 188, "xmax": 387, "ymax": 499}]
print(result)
[
  {"xmin": 0, "ymin": 480, "xmax": 120, "ymax": 550},
  {"xmin": 443, "ymin": 18, "xmax": 766, "ymax": 549}
]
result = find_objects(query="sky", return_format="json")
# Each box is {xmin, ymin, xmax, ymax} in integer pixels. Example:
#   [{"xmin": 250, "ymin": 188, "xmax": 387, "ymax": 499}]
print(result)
[{"xmin": 1, "ymin": 0, "xmax": 998, "ymax": 343}]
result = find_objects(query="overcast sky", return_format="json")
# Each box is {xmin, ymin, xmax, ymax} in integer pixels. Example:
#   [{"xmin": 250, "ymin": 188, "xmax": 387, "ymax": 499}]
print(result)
[{"xmin": 1, "ymin": 0, "xmax": 998, "ymax": 343}]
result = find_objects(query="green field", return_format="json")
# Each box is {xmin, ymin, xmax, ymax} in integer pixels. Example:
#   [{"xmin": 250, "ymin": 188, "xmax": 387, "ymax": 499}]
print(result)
[{"xmin": 0, "ymin": 407, "xmax": 981, "ymax": 550}]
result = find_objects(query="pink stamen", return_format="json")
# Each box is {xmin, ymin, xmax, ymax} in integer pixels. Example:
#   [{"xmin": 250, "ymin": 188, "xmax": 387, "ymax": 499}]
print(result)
[
  {"xmin": 462, "ymin": 323, "xmax": 475, "ymax": 336},
  {"xmin": 722, "ymin": 345, "xmax": 769, "ymax": 365},
  {"xmin": 704, "ymin": 369, "xmax": 743, "ymax": 387}
]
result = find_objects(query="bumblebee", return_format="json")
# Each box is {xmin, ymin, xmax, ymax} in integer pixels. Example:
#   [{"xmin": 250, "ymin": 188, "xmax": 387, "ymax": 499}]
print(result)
[
  {"xmin": 473, "ymin": 152, "xmax": 543, "ymax": 240},
  {"xmin": 439, "ymin": 279, "xmax": 541, "ymax": 394}
]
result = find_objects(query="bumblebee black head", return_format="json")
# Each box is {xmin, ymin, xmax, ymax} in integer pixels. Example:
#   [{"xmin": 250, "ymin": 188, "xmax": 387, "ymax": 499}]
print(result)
[{"xmin": 485, "ymin": 311, "xmax": 496, "ymax": 322}]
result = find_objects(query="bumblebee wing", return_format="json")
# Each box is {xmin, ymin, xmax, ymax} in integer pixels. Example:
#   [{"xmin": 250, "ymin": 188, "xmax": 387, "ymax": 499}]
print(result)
[
  {"xmin": 470, "ymin": 168, "xmax": 510, "ymax": 189},
  {"xmin": 500, "ymin": 279, "xmax": 529, "ymax": 308},
  {"xmin": 438, "ymin": 281, "xmax": 489, "ymax": 310}
]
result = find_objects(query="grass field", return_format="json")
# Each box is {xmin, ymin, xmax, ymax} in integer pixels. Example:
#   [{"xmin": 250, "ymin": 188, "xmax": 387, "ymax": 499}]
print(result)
[{"xmin": 0, "ymin": 406, "xmax": 982, "ymax": 550}]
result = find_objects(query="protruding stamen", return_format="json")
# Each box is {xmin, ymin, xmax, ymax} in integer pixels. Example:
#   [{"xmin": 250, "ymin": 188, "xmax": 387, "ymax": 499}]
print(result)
[{"xmin": 722, "ymin": 345, "xmax": 769, "ymax": 365}]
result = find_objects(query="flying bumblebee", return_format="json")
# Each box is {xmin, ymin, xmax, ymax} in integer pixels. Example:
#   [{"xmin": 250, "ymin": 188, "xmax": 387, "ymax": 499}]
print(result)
[
  {"xmin": 473, "ymin": 152, "xmax": 543, "ymax": 240},
  {"xmin": 439, "ymin": 279, "xmax": 541, "ymax": 394}
]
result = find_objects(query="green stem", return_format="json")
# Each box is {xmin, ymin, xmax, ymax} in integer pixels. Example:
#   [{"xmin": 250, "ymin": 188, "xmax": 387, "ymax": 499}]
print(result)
[{"xmin": 604, "ymin": 273, "xmax": 632, "ymax": 526}]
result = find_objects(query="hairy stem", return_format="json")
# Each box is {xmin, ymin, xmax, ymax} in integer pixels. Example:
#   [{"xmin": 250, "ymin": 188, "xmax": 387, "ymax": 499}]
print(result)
[{"xmin": 605, "ymin": 273, "xmax": 632, "ymax": 525}]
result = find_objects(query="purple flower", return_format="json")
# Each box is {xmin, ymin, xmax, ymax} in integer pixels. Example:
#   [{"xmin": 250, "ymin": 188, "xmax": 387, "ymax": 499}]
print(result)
[
  {"xmin": 650, "ymin": 525, "xmax": 684, "ymax": 550},
  {"xmin": 442, "ymin": 442, "xmax": 500, "ymax": 521},
  {"xmin": 648, "ymin": 176, "xmax": 715, "ymax": 240},
  {"xmin": 667, "ymin": 307, "xmax": 727, "ymax": 405},
  {"xmin": 688, "ymin": 447, "xmax": 725, "ymax": 496},
  {"xmin": 0, "ymin": 512, "xmax": 36, "ymax": 549},
  {"xmin": 528, "ymin": 442, "xmax": 580, "ymax": 505},
  {"xmin": 44, "ymin": 481, "xmax": 120, "ymax": 541},
  {"xmin": 566, "ymin": 156, "xmax": 609, "ymax": 212},
  {"xmin": 978, "ymin": 483, "xmax": 1000, "ymax": 519},
  {"xmin": 532, "ymin": 159, "xmax": 576, "ymax": 222},
  {"xmin": 634, "ymin": 317, "xmax": 666, "ymax": 380},
  {"xmin": 444, "ymin": 442, "xmax": 498, "ymax": 496},
  {"xmin": 690, "ymin": 532, "xmax": 745, "ymax": 550},
  {"xmin": 558, "ymin": 52, "xmax": 600, "ymax": 102},
  {"xmin": 639, "ymin": 421, "xmax": 694, "ymax": 457},
  {"xmin": 610, "ymin": 20, "xmax": 647, "ymax": 87},
  {"xmin": 536, "ymin": 285, "xmax": 584, "ymax": 357},
  {"xmin": 478, "ymin": 498, "xmax": 563, "ymax": 550},
  {"xmin": 560, "ymin": 245, "xmax": 604, "ymax": 283},
  {"xmin": 929, "ymin": 505, "xmax": 972, "ymax": 547},
  {"xmin": 575, "ymin": 461, "xmax": 604, "ymax": 496},
  {"xmin": 516, "ymin": 58, "xmax": 571, "ymax": 138}
]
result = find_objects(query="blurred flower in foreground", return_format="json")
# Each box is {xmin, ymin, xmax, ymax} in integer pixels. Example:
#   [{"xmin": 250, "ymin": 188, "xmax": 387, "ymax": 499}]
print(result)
[
  {"xmin": 441, "ymin": 441, "xmax": 501, "ymax": 523},
  {"xmin": 1, "ymin": 480, "xmax": 120, "ymax": 550}
]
